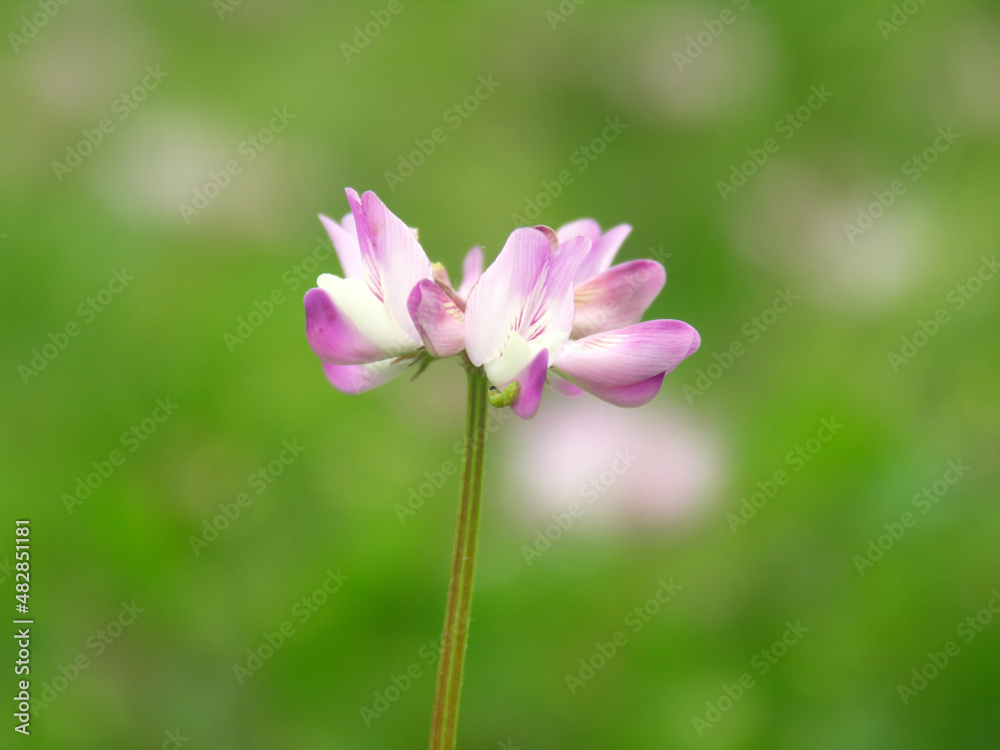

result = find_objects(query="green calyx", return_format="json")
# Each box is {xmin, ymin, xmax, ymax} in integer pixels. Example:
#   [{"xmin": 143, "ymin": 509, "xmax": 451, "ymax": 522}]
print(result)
[{"xmin": 487, "ymin": 381, "xmax": 519, "ymax": 408}]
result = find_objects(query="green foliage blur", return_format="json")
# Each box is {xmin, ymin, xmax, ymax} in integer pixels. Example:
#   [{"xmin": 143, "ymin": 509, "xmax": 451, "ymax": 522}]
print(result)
[{"xmin": 2, "ymin": 1, "xmax": 999, "ymax": 748}]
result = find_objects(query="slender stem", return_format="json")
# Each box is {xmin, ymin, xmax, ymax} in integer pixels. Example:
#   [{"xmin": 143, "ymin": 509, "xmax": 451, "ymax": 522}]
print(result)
[{"xmin": 428, "ymin": 362, "xmax": 489, "ymax": 750}]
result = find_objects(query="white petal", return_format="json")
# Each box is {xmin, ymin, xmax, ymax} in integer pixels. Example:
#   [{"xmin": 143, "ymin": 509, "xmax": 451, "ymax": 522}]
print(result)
[
  {"xmin": 484, "ymin": 331, "xmax": 535, "ymax": 387},
  {"xmin": 318, "ymin": 274, "xmax": 419, "ymax": 358}
]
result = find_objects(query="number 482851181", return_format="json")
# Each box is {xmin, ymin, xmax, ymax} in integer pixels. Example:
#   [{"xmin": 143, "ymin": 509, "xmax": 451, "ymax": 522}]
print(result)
[{"xmin": 15, "ymin": 520, "xmax": 29, "ymax": 610}]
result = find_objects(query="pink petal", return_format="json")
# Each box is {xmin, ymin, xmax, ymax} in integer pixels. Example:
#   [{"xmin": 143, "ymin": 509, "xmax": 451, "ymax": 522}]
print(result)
[
  {"xmin": 510, "ymin": 349, "xmax": 549, "ymax": 419},
  {"xmin": 556, "ymin": 219, "xmax": 602, "ymax": 246},
  {"xmin": 457, "ymin": 246, "xmax": 483, "ymax": 300},
  {"xmin": 321, "ymin": 358, "xmax": 409, "ymax": 394},
  {"xmin": 465, "ymin": 228, "xmax": 550, "ymax": 366},
  {"xmin": 543, "ymin": 236, "xmax": 592, "ymax": 341},
  {"xmin": 575, "ymin": 372, "xmax": 666, "ymax": 408},
  {"xmin": 407, "ymin": 280, "xmax": 466, "ymax": 359},
  {"xmin": 575, "ymin": 224, "xmax": 632, "ymax": 283},
  {"xmin": 572, "ymin": 260, "xmax": 666, "ymax": 338},
  {"xmin": 554, "ymin": 319, "xmax": 700, "ymax": 389},
  {"xmin": 318, "ymin": 213, "xmax": 362, "ymax": 280},
  {"xmin": 345, "ymin": 188, "xmax": 432, "ymax": 340},
  {"xmin": 466, "ymin": 229, "xmax": 590, "ymax": 367},
  {"xmin": 304, "ymin": 287, "xmax": 390, "ymax": 365}
]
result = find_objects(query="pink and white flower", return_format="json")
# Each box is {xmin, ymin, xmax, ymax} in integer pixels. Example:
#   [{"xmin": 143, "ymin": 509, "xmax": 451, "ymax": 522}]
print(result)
[
  {"xmin": 304, "ymin": 188, "xmax": 434, "ymax": 393},
  {"xmin": 464, "ymin": 226, "xmax": 700, "ymax": 418},
  {"xmin": 464, "ymin": 227, "xmax": 591, "ymax": 418},
  {"xmin": 304, "ymin": 189, "xmax": 699, "ymax": 416}
]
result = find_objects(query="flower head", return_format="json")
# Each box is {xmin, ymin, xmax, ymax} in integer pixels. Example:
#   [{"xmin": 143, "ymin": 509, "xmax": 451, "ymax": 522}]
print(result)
[
  {"xmin": 304, "ymin": 190, "xmax": 699, "ymax": 416},
  {"xmin": 304, "ymin": 188, "xmax": 436, "ymax": 393},
  {"xmin": 463, "ymin": 227, "xmax": 590, "ymax": 417}
]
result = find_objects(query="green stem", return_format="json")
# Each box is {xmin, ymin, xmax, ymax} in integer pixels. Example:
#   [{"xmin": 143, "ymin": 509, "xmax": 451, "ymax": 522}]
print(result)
[{"xmin": 428, "ymin": 362, "xmax": 489, "ymax": 750}]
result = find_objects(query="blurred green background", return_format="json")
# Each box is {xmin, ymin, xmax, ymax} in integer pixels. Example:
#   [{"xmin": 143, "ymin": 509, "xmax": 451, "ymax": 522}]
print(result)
[{"xmin": 2, "ymin": 1, "xmax": 999, "ymax": 748}]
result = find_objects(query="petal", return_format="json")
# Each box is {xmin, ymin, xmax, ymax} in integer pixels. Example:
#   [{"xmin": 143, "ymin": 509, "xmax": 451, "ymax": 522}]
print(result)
[
  {"xmin": 466, "ymin": 229, "xmax": 590, "ymax": 367},
  {"xmin": 554, "ymin": 319, "xmax": 700, "ymax": 389},
  {"xmin": 576, "ymin": 372, "xmax": 667, "ymax": 408},
  {"xmin": 457, "ymin": 246, "xmax": 483, "ymax": 300},
  {"xmin": 572, "ymin": 260, "xmax": 666, "ymax": 338},
  {"xmin": 321, "ymin": 358, "xmax": 410, "ymax": 395},
  {"xmin": 318, "ymin": 212, "xmax": 363, "ymax": 280},
  {"xmin": 574, "ymin": 224, "xmax": 632, "ymax": 283},
  {"xmin": 510, "ymin": 349, "xmax": 549, "ymax": 419},
  {"xmin": 556, "ymin": 218, "xmax": 602, "ymax": 246},
  {"xmin": 316, "ymin": 275, "xmax": 419, "ymax": 358},
  {"xmin": 304, "ymin": 287, "xmax": 392, "ymax": 365},
  {"xmin": 356, "ymin": 190, "xmax": 433, "ymax": 340},
  {"xmin": 484, "ymin": 330, "xmax": 533, "ymax": 387},
  {"xmin": 407, "ymin": 279, "xmax": 466, "ymax": 359},
  {"xmin": 465, "ymin": 228, "xmax": 550, "ymax": 366},
  {"xmin": 542, "ymin": 236, "xmax": 592, "ymax": 341}
]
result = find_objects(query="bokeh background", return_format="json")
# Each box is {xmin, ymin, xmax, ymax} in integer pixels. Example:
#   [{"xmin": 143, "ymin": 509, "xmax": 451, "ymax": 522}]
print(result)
[{"xmin": 2, "ymin": 1, "xmax": 999, "ymax": 748}]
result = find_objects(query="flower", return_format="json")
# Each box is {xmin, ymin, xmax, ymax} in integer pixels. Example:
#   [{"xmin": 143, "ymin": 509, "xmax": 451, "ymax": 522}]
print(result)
[
  {"xmin": 304, "ymin": 190, "xmax": 700, "ymax": 416},
  {"xmin": 464, "ymin": 227, "xmax": 592, "ymax": 418},
  {"xmin": 465, "ymin": 226, "xmax": 700, "ymax": 418},
  {"xmin": 304, "ymin": 188, "xmax": 434, "ymax": 393}
]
